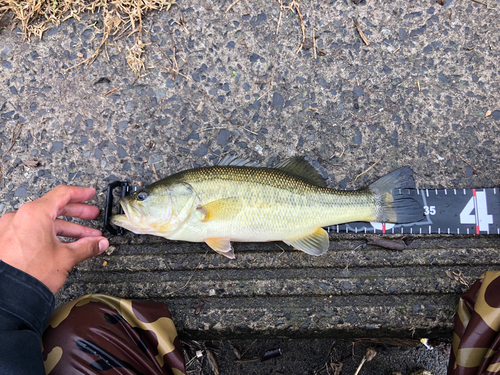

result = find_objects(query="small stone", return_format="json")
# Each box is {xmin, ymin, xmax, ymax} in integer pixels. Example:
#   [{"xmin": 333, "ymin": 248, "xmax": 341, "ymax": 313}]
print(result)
[
  {"xmin": 118, "ymin": 147, "xmax": 128, "ymax": 158},
  {"xmin": 1, "ymin": 45, "xmax": 13, "ymax": 57},
  {"xmin": 217, "ymin": 129, "xmax": 230, "ymax": 146},
  {"xmin": 352, "ymin": 130, "xmax": 362, "ymax": 145},
  {"xmin": 249, "ymin": 53, "xmax": 260, "ymax": 62},
  {"xmin": 50, "ymin": 141, "xmax": 63, "ymax": 153},
  {"xmin": 438, "ymin": 72, "xmax": 450, "ymax": 83},
  {"xmin": 317, "ymin": 78, "xmax": 328, "ymax": 89},
  {"xmin": 118, "ymin": 120, "xmax": 128, "ymax": 130},
  {"xmin": 353, "ymin": 86, "xmax": 364, "ymax": 97},
  {"xmin": 398, "ymin": 28, "xmax": 408, "ymax": 40},
  {"xmin": 194, "ymin": 144, "xmax": 208, "ymax": 156},
  {"xmin": 491, "ymin": 110, "xmax": 500, "ymax": 120},
  {"xmin": 14, "ymin": 187, "xmax": 27, "ymax": 198},
  {"xmin": 165, "ymin": 78, "xmax": 175, "ymax": 88},
  {"xmin": 272, "ymin": 92, "xmax": 284, "ymax": 111},
  {"xmin": 410, "ymin": 25, "xmax": 426, "ymax": 37},
  {"xmin": 2, "ymin": 61, "xmax": 13, "ymax": 69}
]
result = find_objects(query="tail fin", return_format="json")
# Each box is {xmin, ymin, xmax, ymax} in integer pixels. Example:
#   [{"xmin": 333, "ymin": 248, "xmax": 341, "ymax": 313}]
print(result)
[{"xmin": 369, "ymin": 167, "xmax": 423, "ymax": 223}]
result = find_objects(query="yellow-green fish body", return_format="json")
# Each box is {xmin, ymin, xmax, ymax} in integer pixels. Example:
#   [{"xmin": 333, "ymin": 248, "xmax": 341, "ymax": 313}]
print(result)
[{"xmin": 111, "ymin": 157, "xmax": 422, "ymax": 258}]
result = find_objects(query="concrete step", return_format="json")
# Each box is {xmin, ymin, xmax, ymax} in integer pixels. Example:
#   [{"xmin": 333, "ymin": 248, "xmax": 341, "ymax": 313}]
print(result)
[{"xmin": 59, "ymin": 234, "xmax": 500, "ymax": 339}]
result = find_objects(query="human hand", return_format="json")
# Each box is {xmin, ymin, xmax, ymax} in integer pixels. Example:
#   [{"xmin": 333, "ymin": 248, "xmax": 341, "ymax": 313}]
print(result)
[{"xmin": 0, "ymin": 185, "xmax": 109, "ymax": 294}]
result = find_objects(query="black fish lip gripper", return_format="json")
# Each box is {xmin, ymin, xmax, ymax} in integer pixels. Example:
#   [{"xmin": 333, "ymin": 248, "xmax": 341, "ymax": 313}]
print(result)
[{"xmin": 104, "ymin": 181, "xmax": 130, "ymax": 235}]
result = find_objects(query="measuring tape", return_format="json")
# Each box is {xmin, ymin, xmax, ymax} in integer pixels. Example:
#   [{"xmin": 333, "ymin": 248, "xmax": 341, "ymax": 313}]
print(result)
[
  {"xmin": 330, "ymin": 188, "xmax": 500, "ymax": 235},
  {"xmin": 105, "ymin": 183, "xmax": 500, "ymax": 236}
]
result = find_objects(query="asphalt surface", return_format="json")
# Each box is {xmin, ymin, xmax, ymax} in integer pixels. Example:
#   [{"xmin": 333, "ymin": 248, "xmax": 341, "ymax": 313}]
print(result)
[{"xmin": 2, "ymin": 0, "xmax": 500, "ymax": 373}]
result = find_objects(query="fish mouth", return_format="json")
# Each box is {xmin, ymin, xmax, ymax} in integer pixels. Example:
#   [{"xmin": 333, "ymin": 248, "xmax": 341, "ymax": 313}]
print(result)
[{"xmin": 110, "ymin": 199, "xmax": 137, "ymax": 230}]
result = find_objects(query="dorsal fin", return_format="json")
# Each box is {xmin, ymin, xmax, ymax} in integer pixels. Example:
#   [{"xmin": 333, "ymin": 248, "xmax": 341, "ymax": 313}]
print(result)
[
  {"xmin": 274, "ymin": 157, "xmax": 327, "ymax": 187},
  {"xmin": 218, "ymin": 154, "xmax": 261, "ymax": 167}
]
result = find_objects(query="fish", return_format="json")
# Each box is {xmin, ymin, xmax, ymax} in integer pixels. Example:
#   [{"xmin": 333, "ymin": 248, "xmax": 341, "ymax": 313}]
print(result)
[{"xmin": 111, "ymin": 156, "xmax": 423, "ymax": 259}]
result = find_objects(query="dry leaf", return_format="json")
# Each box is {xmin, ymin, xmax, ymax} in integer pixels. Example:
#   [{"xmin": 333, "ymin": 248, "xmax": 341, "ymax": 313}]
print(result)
[
  {"xmin": 485, "ymin": 110, "xmax": 492, "ymax": 117},
  {"xmin": 23, "ymin": 160, "xmax": 40, "ymax": 168},
  {"xmin": 105, "ymin": 245, "xmax": 116, "ymax": 256},
  {"xmin": 331, "ymin": 362, "xmax": 343, "ymax": 375},
  {"xmin": 206, "ymin": 349, "xmax": 219, "ymax": 375}
]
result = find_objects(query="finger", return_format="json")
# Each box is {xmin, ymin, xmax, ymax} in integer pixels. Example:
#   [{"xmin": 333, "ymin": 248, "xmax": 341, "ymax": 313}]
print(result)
[
  {"xmin": 55, "ymin": 219, "xmax": 103, "ymax": 238},
  {"xmin": 38, "ymin": 185, "xmax": 97, "ymax": 219},
  {"xmin": 0, "ymin": 211, "xmax": 17, "ymax": 226},
  {"xmin": 65, "ymin": 237, "xmax": 109, "ymax": 265},
  {"xmin": 59, "ymin": 203, "xmax": 100, "ymax": 220}
]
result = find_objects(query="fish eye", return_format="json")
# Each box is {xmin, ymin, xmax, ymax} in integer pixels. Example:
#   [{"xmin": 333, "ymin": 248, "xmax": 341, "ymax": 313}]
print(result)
[{"xmin": 136, "ymin": 191, "xmax": 148, "ymax": 201}]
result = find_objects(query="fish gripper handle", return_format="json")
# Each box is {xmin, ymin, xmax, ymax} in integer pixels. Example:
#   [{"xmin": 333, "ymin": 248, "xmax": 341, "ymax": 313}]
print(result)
[{"xmin": 104, "ymin": 181, "xmax": 130, "ymax": 235}]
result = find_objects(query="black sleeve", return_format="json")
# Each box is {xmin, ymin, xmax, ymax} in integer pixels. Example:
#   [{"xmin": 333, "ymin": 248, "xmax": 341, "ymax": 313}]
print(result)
[{"xmin": 0, "ymin": 261, "xmax": 55, "ymax": 375}]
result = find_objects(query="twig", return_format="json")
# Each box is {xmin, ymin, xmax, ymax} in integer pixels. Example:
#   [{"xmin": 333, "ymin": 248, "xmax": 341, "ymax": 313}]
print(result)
[
  {"xmin": 257, "ymin": 87, "xmax": 273, "ymax": 100},
  {"xmin": 313, "ymin": 28, "xmax": 317, "ymax": 59},
  {"xmin": 152, "ymin": 161, "xmax": 161, "ymax": 180},
  {"xmin": 240, "ymin": 339, "xmax": 258, "ymax": 358},
  {"xmin": 104, "ymin": 87, "xmax": 120, "ymax": 96},
  {"xmin": 354, "ymin": 347, "xmax": 377, "ymax": 375},
  {"xmin": 166, "ymin": 250, "xmax": 208, "ymax": 295},
  {"xmin": 354, "ymin": 158, "xmax": 381, "ymax": 182},
  {"xmin": 349, "ymin": 111, "xmax": 381, "ymax": 122},
  {"xmin": 276, "ymin": 0, "xmax": 283, "ymax": 34},
  {"xmin": 225, "ymin": 0, "xmax": 241, "ymax": 13},
  {"xmin": 199, "ymin": 127, "xmax": 227, "ymax": 132},
  {"xmin": 353, "ymin": 19, "xmax": 370, "ymax": 46},
  {"xmin": 241, "ymin": 127, "xmax": 259, "ymax": 135},
  {"xmin": 287, "ymin": 0, "xmax": 305, "ymax": 54},
  {"xmin": 470, "ymin": 0, "xmax": 487, "ymax": 5},
  {"xmin": 338, "ymin": 147, "xmax": 345, "ymax": 159},
  {"xmin": 454, "ymin": 153, "xmax": 481, "ymax": 174}
]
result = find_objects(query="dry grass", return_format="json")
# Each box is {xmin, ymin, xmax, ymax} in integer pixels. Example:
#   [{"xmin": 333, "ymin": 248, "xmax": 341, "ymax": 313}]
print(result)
[
  {"xmin": 0, "ymin": 0, "xmax": 176, "ymax": 75},
  {"xmin": 0, "ymin": 0, "xmax": 310, "ymax": 75}
]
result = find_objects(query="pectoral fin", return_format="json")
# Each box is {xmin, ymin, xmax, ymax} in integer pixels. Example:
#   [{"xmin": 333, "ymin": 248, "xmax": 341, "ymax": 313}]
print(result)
[
  {"xmin": 284, "ymin": 228, "xmax": 329, "ymax": 256},
  {"xmin": 200, "ymin": 198, "xmax": 241, "ymax": 222},
  {"xmin": 205, "ymin": 237, "xmax": 235, "ymax": 259}
]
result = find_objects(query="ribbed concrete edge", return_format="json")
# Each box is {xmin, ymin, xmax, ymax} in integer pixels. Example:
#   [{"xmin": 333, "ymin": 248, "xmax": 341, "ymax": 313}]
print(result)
[{"xmin": 58, "ymin": 234, "xmax": 500, "ymax": 339}]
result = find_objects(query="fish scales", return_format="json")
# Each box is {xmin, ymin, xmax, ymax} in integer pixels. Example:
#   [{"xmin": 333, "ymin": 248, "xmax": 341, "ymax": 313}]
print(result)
[{"xmin": 171, "ymin": 166, "xmax": 377, "ymax": 239}]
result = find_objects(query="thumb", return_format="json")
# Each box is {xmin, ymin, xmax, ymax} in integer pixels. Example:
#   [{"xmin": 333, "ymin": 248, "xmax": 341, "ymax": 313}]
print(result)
[{"xmin": 66, "ymin": 236, "xmax": 109, "ymax": 265}]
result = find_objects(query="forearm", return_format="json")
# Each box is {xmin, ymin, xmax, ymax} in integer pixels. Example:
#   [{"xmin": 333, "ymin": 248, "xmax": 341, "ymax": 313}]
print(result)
[{"xmin": 0, "ymin": 261, "xmax": 55, "ymax": 374}]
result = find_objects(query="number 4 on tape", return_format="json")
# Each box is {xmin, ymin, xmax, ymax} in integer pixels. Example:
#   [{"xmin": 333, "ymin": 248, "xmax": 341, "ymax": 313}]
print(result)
[{"xmin": 460, "ymin": 189, "xmax": 493, "ymax": 233}]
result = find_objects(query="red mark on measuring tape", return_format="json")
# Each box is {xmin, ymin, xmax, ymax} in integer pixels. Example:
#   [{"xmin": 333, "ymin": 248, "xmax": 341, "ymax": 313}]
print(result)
[
  {"xmin": 382, "ymin": 223, "xmax": 386, "ymax": 234},
  {"xmin": 473, "ymin": 189, "xmax": 480, "ymax": 234}
]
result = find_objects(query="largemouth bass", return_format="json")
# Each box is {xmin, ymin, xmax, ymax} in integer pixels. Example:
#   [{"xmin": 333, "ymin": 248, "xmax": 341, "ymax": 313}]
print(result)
[{"xmin": 111, "ymin": 156, "xmax": 423, "ymax": 258}]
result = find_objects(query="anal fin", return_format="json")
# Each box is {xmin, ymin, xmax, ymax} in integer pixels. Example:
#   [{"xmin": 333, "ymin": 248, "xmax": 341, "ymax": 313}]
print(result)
[
  {"xmin": 205, "ymin": 237, "xmax": 235, "ymax": 259},
  {"xmin": 284, "ymin": 228, "xmax": 329, "ymax": 256}
]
